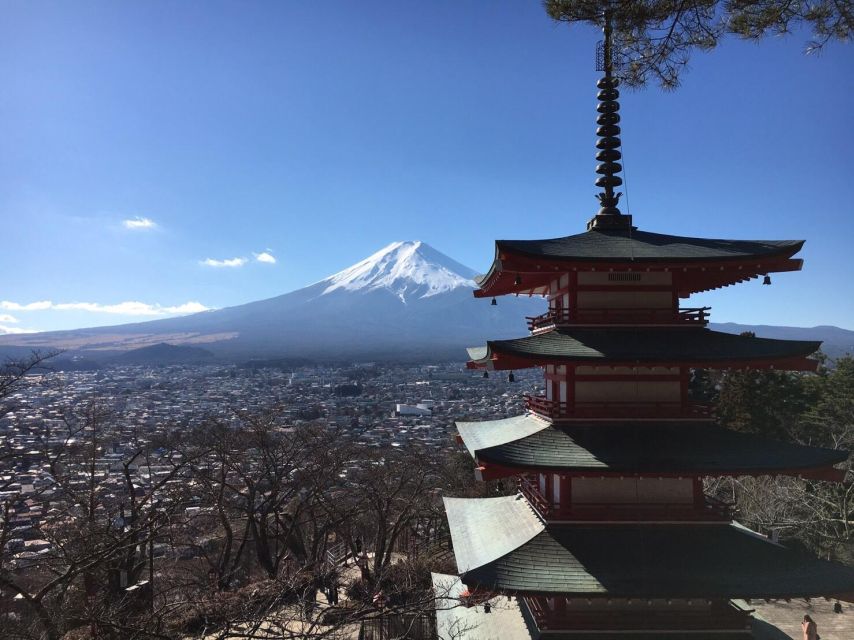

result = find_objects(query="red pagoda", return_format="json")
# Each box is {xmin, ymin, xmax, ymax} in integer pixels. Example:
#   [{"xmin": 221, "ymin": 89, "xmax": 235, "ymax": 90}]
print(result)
[{"xmin": 437, "ymin": 12, "xmax": 854, "ymax": 640}]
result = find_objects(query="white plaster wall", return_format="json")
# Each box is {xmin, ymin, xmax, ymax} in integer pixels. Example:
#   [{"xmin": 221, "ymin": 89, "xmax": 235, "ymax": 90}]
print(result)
[
  {"xmin": 576, "ymin": 366, "xmax": 678, "ymax": 376},
  {"xmin": 577, "ymin": 291, "xmax": 673, "ymax": 309},
  {"xmin": 575, "ymin": 381, "xmax": 681, "ymax": 402},
  {"xmin": 577, "ymin": 272, "xmax": 673, "ymax": 286},
  {"xmin": 572, "ymin": 478, "xmax": 694, "ymax": 504}
]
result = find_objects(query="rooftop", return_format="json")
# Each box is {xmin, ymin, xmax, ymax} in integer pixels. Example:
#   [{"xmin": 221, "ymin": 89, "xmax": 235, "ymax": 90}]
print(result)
[
  {"xmin": 495, "ymin": 229, "xmax": 804, "ymax": 263},
  {"xmin": 445, "ymin": 497, "xmax": 854, "ymax": 599},
  {"xmin": 457, "ymin": 415, "xmax": 847, "ymax": 478},
  {"xmin": 467, "ymin": 328, "xmax": 820, "ymax": 370}
]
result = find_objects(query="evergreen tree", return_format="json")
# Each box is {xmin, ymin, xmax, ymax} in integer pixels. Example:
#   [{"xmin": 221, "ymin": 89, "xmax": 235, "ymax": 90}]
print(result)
[{"xmin": 544, "ymin": 0, "xmax": 853, "ymax": 87}]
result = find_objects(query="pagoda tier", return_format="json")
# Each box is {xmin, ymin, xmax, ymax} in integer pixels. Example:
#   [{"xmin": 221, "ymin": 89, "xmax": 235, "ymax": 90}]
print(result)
[
  {"xmin": 435, "ymin": 569, "xmax": 758, "ymax": 640},
  {"xmin": 456, "ymin": 416, "xmax": 847, "ymax": 482},
  {"xmin": 466, "ymin": 327, "xmax": 819, "ymax": 371},
  {"xmin": 445, "ymin": 496, "xmax": 854, "ymax": 601},
  {"xmin": 474, "ymin": 228, "xmax": 805, "ymax": 298}
]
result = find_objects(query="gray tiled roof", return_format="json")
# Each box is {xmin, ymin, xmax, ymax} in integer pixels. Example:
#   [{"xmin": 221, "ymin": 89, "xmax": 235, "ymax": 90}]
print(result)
[
  {"xmin": 456, "ymin": 414, "xmax": 550, "ymax": 458},
  {"xmin": 444, "ymin": 495, "xmax": 544, "ymax": 573},
  {"xmin": 496, "ymin": 229, "xmax": 804, "ymax": 262},
  {"xmin": 461, "ymin": 418, "xmax": 847, "ymax": 474},
  {"xmin": 460, "ymin": 521, "xmax": 854, "ymax": 598},
  {"xmin": 468, "ymin": 328, "xmax": 820, "ymax": 366}
]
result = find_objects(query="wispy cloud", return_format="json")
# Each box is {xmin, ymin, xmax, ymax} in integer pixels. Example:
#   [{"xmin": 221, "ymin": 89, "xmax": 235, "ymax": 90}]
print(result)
[
  {"xmin": 0, "ymin": 300, "xmax": 210, "ymax": 316},
  {"xmin": 201, "ymin": 257, "xmax": 247, "ymax": 268},
  {"xmin": 0, "ymin": 301, "xmax": 52, "ymax": 311},
  {"xmin": 254, "ymin": 251, "xmax": 276, "ymax": 264},
  {"xmin": 0, "ymin": 323, "xmax": 41, "ymax": 335},
  {"xmin": 0, "ymin": 314, "xmax": 19, "ymax": 323},
  {"xmin": 123, "ymin": 216, "xmax": 157, "ymax": 230}
]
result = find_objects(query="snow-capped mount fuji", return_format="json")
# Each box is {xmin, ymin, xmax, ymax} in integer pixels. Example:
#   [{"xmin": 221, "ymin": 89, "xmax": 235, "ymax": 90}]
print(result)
[
  {"xmin": 0, "ymin": 241, "xmax": 545, "ymax": 361},
  {"xmin": 319, "ymin": 241, "xmax": 476, "ymax": 301}
]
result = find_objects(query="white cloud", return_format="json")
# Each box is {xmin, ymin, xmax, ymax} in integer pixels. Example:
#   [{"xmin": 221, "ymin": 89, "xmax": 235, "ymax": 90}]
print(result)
[
  {"xmin": 123, "ymin": 216, "xmax": 157, "ymax": 230},
  {"xmin": 0, "ymin": 314, "xmax": 19, "ymax": 323},
  {"xmin": 0, "ymin": 300, "xmax": 210, "ymax": 317},
  {"xmin": 201, "ymin": 257, "xmax": 247, "ymax": 268},
  {"xmin": 0, "ymin": 324, "xmax": 41, "ymax": 335},
  {"xmin": 255, "ymin": 251, "xmax": 276, "ymax": 264},
  {"xmin": 0, "ymin": 300, "xmax": 53, "ymax": 311}
]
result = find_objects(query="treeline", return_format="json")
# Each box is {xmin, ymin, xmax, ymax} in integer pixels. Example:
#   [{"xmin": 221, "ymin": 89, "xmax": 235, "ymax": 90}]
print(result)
[{"xmin": 701, "ymin": 355, "xmax": 854, "ymax": 560}]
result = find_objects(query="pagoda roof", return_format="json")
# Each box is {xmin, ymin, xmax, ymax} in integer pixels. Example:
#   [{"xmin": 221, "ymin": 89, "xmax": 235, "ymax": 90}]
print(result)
[
  {"xmin": 444, "ymin": 496, "xmax": 854, "ymax": 598},
  {"xmin": 456, "ymin": 416, "xmax": 847, "ymax": 479},
  {"xmin": 444, "ymin": 495, "xmax": 544, "ymax": 573},
  {"xmin": 474, "ymin": 228, "xmax": 805, "ymax": 297},
  {"xmin": 466, "ymin": 327, "xmax": 820, "ymax": 371},
  {"xmin": 495, "ymin": 229, "xmax": 803, "ymax": 264}
]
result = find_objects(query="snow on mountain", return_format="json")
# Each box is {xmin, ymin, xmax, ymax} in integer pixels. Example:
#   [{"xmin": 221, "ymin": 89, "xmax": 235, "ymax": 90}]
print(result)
[
  {"xmin": 0, "ymin": 240, "xmax": 544, "ymax": 360},
  {"xmin": 319, "ymin": 241, "xmax": 476, "ymax": 301}
]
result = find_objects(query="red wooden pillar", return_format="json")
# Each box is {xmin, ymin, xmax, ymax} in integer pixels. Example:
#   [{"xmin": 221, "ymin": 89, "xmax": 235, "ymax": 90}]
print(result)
[
  {"xmin": 566, "ymin": 365, "xmax": 576, "ymax": 417},
  {"xmin": 568, "ymin": 271, "xmax": 578, "ymax": 321},
  {"xmin": 680, "ymin": 366, "xmax": 690, "ymax": 410},
  {"xmin": 692, "ymin": 476, "xmax": 704, "ymax": 508}
]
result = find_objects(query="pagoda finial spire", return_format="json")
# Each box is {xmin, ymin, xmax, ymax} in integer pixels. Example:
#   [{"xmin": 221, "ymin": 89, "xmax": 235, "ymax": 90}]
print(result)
[{"xmin": 588, "ymin": 9, "xmax": 632, "ymax": 231}]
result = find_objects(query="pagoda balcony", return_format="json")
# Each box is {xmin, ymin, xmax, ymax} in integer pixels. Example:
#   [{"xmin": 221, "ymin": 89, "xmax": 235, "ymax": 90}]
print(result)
[
  {"xmin": 527, "ymin": 307, "xmax": 710, "ymax": 332},
  {"xmin": 522, "ymin": 596, "xmax": 751, "ymax": 633},
  {"xmin": 524, "ymin": 395, "xmax": 713, "ymax": 421},
  {"xmin": 518, "ymin": 475, "xmax": 734, "ymax": 523}
]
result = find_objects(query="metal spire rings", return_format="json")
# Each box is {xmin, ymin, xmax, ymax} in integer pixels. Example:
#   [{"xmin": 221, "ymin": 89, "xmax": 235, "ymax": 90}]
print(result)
[{"xmin": 595, "ymin": 10, "xmax": 623, "ymax": 217}]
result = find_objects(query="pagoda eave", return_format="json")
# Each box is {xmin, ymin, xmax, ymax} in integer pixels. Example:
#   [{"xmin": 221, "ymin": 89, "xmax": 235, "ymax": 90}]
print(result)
[
  {"xmin": 467, "ymin": 328, "xmax": 821, "ymax": 372},
  {"xmin": 456, "ymin": 580, "xmax": 854, "ymax": 605},
  {"xmin": 474, "ymin": 461, "xmax": 846, "ymax": 483},
  {"xmin": 458, "ymin": 417, "xmax": 848, "ymax": 482},
  {"xmin": 445, "ymin": 497, "xmax": 854, "ymax": 602},
  {"xmin": 467, "ymin": 353, "xmax": 819, "ymax": 372},
  {"xmin": 474, "ymin": 251, "xmax": 804, "ymax": 298}
]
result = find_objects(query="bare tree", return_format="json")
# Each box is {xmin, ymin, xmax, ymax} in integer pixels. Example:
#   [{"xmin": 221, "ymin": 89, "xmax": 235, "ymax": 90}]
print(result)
[
  {"xmin": 0, "ymin": 401, "xmax": 197, "ymax": 640},
  {"xmin": 0, "ymin": 349, "xmax": 61, "ymax": 404}
]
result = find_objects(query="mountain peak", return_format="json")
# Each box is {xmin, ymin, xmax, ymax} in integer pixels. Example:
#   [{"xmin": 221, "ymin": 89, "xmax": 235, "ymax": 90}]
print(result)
[{"xmin": 320, "ymin": 240, "xmax": 477, "ymax": 301}]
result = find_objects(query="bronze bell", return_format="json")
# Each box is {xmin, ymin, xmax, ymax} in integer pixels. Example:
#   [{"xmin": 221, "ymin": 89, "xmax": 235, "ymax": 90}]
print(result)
[
  {"xmin": 763, "ymin": 275, "xmax": 771, "ymax": 285},
  {"xmin": 483, "ymin": 371, "xmax": 489, "ymax": 379},
  {"xmin": 508, "ymin": 372, "xmax": 515, "ymax": 382},
  {"xmin": 491, "ymin": 297, "xmax": 497, "ymax": 305}
]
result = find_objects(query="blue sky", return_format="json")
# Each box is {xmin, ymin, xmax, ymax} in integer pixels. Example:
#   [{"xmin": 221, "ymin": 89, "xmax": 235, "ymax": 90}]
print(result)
[{"xmin": 1, "ymin": 1, "xmax": 852, "ymax": 333}]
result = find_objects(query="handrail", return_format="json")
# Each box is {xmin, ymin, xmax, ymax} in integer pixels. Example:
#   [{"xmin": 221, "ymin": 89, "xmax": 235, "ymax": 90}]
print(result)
[
  {"xmin": 523, "ymin": 596, "xmax": 751, "ymax": 631},
  {"xmin": 325, "ymin": 541, "xmax": 348, "ymax": 567},
  {"xmin": 525, "ymin": 394, "xmax": 713, "ymax": 420},
  {"xmin": 517, "ymin": 476, "xmax": 733, "ymax": 523},
  {"xmin": 517, "ymin": 475, "xmax": 550, "ymax": 518},
  {"xmin": 527, "ymin": 306, "xmax": 710, "ymax": 331},
  {"xmin": 554, "ymin": 500, "xmax": 733, "ymax": 521}
]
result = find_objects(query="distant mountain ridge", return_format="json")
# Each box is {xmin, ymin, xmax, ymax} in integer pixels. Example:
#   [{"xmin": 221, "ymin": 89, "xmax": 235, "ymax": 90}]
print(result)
[
  {"xmin": 0, "ymin": 242, "xmax": 544, "ymax": 361},
  {"xmin": 1, "ymin": 241, "xmax": 851, "ymax": 362},
  {"xmin": 109, "ymin": 343, "xmax": 215, "ymax": 365}
]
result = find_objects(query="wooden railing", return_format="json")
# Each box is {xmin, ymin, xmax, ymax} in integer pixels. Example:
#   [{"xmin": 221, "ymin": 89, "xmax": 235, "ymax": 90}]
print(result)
[
  {"xmin": 517, "ymin": 476, "xmax": 733, "ymax": 523},
  {"xmin": 518, "ymin": 474, "xmax": 552, "ymax": 518},
  {"xmin": 526, "ymin": 307, "xmax": 710, "ymax": 331},
  {"xmin": 523, "ymin": 597, "xmax": 751, "ymax": 632},
  {"xmin": 524, "ymin": 395, "xmax": 713, "ymax": 421}
]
